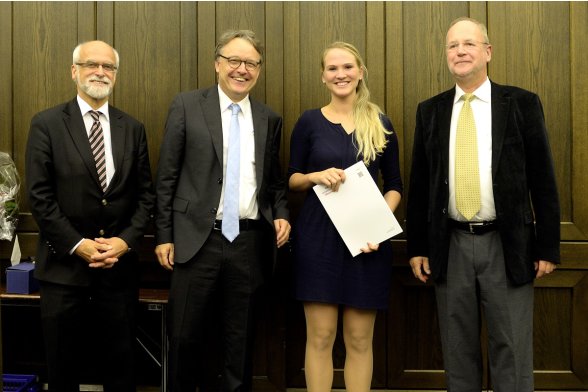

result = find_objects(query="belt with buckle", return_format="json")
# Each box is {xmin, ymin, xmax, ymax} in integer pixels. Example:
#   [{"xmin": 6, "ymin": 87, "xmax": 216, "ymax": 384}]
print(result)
[
  {"xmin": 213, "ymin": 219, "xmax": 263, "ymax": 231},
  {"xmin": 450, "ymin": 219, "xmax": 497, "ymax": 235}
]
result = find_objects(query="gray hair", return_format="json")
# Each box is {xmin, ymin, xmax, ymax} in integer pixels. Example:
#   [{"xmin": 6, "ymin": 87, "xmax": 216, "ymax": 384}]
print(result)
[
  {"xmin": 214, "ymin": 30, "xmax": 264, "ymax": 64},
  {"xmin": 73, "ymin": 41, "xmax": 120, "ymax": 68},
  {"xmin": 447, "ymin": 17, "xmax": 490, "ymax": 44}
]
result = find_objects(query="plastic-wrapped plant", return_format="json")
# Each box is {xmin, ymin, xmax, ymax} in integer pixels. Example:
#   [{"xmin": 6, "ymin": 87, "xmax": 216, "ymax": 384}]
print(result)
[{"xmin": 0, "ymin": 152, "xmax": 20, "ymax": 241}]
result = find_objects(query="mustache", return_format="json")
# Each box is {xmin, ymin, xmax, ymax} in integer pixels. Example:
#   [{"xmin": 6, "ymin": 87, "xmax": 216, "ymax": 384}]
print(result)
[{"xmin": 88, "ymin": 77, "xmax": 110, "ymax": 85}]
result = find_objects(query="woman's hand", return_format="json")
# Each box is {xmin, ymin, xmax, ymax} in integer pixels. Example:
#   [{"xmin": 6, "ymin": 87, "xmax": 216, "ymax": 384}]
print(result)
[
  {"xmin": 311, "ymin": 167, "xmax": 346, "ymax": 192},
  {"xmin": 360, "ymin": 242, "xmax": 379, "ymax": 253}
]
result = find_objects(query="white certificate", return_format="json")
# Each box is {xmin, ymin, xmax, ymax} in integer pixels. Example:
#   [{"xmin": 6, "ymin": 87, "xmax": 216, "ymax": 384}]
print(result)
[{"xmin": 313, "ymin": 161, "xmax": 403, "ymax": 257}]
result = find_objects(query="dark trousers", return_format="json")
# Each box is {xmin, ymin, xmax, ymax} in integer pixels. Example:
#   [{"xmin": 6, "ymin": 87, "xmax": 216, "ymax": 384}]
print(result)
[
  {"xmin": 167, "ymin": 229, "xmax": 266, "ymax": 392},
  {"xmin": 435, "ymin": 229, "xmax": 534, "ymax": 392},
  {"xmin": 39, "ymin": 278, "xmax": 138, "ymax": 392}
]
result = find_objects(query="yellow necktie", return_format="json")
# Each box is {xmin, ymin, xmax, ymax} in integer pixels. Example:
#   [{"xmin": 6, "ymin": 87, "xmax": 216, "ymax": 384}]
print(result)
[{"xmin": 455, "ymin": 93, "xmax": 481, "ymax": 220}]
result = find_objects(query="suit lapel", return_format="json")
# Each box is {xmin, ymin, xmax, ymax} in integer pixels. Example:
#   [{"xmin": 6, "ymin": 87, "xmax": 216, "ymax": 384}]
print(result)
[
  {"xmin": 490, "ymin": 82, "xmax": 510, "ymax": 177},
  {"xmin": 200, "ymin": 87, "xmax": 224, "ymax": 165},
  {"xmin": 63, "ymin": 99, "xmax": 102, "ymax": 188},
  {"xmin": 251, "ymin": 98, "xmax": 269, "ymax": 184},
  {"xmin": 108, "ymin": 106, "xmax": 126, "ymax": 193},
  {"xmin": 438, "ymin": 89, "xmax": 455, "ymax": 178}
]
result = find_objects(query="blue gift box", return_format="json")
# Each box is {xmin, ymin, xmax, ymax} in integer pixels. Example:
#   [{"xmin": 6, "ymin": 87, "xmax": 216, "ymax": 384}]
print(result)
[
  {"xmin": 6, "ymin": 262, "xmax": 39, "ymax": 294},
  {"xmin": 2, "ymin": 373, "xmax": 39, "ymax": 391}
]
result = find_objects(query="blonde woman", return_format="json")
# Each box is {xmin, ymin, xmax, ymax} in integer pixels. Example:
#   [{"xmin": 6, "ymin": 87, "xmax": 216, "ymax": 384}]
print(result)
[{"xmin": 288, "ymin": 42, "xmax": 402, "ymax": 391}]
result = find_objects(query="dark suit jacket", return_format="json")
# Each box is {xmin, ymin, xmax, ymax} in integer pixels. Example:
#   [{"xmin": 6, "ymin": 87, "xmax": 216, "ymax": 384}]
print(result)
[
  {"xmin": 406, "ymin": 81, "xmax": 560, "ymax": 285},
  {"xmin": 155, "ymin": 86, "xmax": 289, "ymax": 266},
  {"xmin": 26, "ymin": 98, "xmax": 155, "ymax": 286}
]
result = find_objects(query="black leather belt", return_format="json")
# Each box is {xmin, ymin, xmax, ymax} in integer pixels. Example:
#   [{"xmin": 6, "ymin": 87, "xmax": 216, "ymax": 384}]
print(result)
[
  {"xmin": 450, "ymin": 219, "xmax": 497, "ymax": 235},
  {"xmin": 213, "ymin": 219, "xmax": 263, "ymax": 231}
]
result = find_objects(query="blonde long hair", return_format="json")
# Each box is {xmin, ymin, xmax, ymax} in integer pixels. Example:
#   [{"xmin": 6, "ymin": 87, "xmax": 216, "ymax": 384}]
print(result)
[{"xmin": 321, "ymin": 42, "xmax": 390, "ymax": 164}]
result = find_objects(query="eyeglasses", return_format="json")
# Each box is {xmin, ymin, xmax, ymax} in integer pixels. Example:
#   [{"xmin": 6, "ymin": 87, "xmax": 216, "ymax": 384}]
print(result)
[
  {"xmin": 446, "ymin": 41, "xmax": 489, "ymax": 52},
  {"xmin": 217, "ymin": 54, "xmax": 261, "ymax": 71},
  {"xmin": 76, "ymin": 61, "xmax": 118, "ymax": 73}
]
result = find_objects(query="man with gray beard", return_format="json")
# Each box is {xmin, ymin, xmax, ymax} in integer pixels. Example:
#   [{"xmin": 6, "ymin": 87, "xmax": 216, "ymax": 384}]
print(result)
[{"xmin": 26, "ymin": 40, "xmax": 155, "ymax": 391}]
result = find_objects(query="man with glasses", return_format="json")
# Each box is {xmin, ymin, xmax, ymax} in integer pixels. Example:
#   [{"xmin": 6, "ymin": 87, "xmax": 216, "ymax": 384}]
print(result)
[
  {"xmin": 155, "ymin": 29, "xmax": 290, "ymax": 391},
  {"xmin": 407, "ymin": 17, "xmax": 560, "ymax": 391},
  {"xmin": 26, "ymin": 40, "xmax": 155, "ymax": 391}
]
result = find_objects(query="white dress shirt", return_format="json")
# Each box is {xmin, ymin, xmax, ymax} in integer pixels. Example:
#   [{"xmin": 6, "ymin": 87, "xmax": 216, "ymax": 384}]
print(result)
[
  {"xmin": 448, "ymin": 78, "xmax": 497, "ymax": 222},
  {"xmin": 71, "ymin": 97, "xmax": 116, "ymax": 254},
  {"xmin": 217, "ymin": 85, "xmax": 260, "ymax": 220}
]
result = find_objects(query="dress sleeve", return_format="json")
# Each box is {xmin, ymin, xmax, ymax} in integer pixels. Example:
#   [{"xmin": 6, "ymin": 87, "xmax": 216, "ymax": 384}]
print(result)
[
  {"xmin": 287, "ymin": 111, "xmax": 312, "ymax": 178},
  {"xmin": 379, "ymin": 115, "xmax": 403, "ymax": 196}
]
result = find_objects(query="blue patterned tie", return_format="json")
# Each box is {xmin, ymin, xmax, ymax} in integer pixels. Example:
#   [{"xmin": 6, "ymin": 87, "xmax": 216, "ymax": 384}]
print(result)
[{"xmin": 222, "ymin": 103, "xmax": 241, "ymax": 242}]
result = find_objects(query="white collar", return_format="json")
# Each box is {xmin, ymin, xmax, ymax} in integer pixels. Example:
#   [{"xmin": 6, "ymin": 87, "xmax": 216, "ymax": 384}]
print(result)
[
  {"xmin": 217, "ymin": 85, "xmax": 251, "ymax": 116},
  {"xmin": 454, "ymin": 77, "xmax": 491, "ymax": 104},
  {"xmin": 77, "ymin": 95, "xmax": 110, "ymax": 120}
]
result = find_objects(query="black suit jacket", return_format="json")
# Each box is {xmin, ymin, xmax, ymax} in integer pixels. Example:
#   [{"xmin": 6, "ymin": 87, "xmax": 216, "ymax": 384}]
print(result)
[
  {"xmin": 406, "ymin": 81, "xmax": 560, "ymax": 285},
  {"xmin": 155, "ymin": 86, "xmax": 289, "ymax": 265},
  {"xmin": 26, "ymin": 98, "xmax": 155, "ymax": 286}
]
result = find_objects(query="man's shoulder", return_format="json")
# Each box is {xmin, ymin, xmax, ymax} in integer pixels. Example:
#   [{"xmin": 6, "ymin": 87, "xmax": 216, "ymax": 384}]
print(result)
[
  {"xmin": 167, "ymin": 87, "xmax": 217, "ymax": 110},
  {"xmin": 35, "ymin": 100, "xmax": 74, "ymax": 118},
  {"xmin": 491, "ymin": 82, "xmax": 538, "ymax": 100},
  {"xmin": 176, "ymin": 86, "xmax": 216, "ymax": 100},
  {"xmin": 250, "ymin": 96, "xmax": 281, "ymax": 119},
  {"xmin": 417, "ymin": 88, "xmax": 454, "ymax": 109},
  {"xmin": 109, "ymin": 105, "xmax": 143, "ymax": 127}
]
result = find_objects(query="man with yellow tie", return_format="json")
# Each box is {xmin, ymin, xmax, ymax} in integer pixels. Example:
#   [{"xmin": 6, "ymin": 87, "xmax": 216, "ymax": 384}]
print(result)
[{"xmin": 406, "ymin": 17, "xmax": 560, "ymax": 392}]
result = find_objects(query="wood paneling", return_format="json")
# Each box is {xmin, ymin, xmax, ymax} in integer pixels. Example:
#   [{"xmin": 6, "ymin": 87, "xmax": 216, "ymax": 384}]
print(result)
[
  {"xmin": 0, "ymin": 2, "xmax": 13, "ymax": 156},
  {"xmin": 196, "ymin": 2, "xmax": 216, "ymax": 90},
  {"xmin": 570, "ymin": 2, "xmax": 588, "ymax": 242},
  {"xmin": 282, "ymin": 1, "xmax": 300, "ymax": 172},
  {"xmin": 488, "ymin": 2, "xmax": 576, "ymax": 239},
  {"xmin": 1, "ymin": 2, "xmax": 587, "ymax": 390},
  {"xmin": 216, "ymin": 2, "xmax": 266, "ymax": 103},
  {"xmin": 265, "ymin": 2, "xmax": 285, "ymax": 169},
  {"xmin": 180, "ymin": 2, "xmax": 199, "ymax": 92},
  {"xmin": 384, "ymin": 3, "xmax": 404, "ymax": 227},
  {"xmin": 533, "ymin": 271, "xmax": 588, "ymax": 389},
  {"xmin": 12, "ymin": 2, "xmax": 80, "ymax": 211},
  {"xmin": 113, "ymin": 2, "xmax": 182, "ymax": 173}
]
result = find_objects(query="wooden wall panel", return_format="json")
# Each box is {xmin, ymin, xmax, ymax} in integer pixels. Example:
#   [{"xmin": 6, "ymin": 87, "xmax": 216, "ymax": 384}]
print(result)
[
  {"xmin": 401, "ymin": 1, "xmax": 465, "ymax": 207},
  {"xmin": 282, "ymin": 1, "xmax": 300, "ymax": 174},
  {"xmin": 0, "ymin": 3, "xmax": 9, "ymax": 386},
  {"xmin": 298, "ymin": 2, "xmax": 366, "ymax": 114},
  {"xmin": 96, "ymin": 2, "xmax": 114, "ymax": 46},
  {"xmin": 196, "ymin": 2, "xmax": 216, "ymax": 90},
  {"xmin": 384, "ymin": 2, "xmax": 404, "ymax": 211},
  {"xmin": 488, "ymin": 2, "xmax": 576, "ymax": 239},
  {"xmin": 533, "ymin": 272, "xmax": 588, "ymax": 389},
  {"xmin": 571, "ymin": 2, "xmax": 588, "ymax": 241},
  {"xmin": 265, "ymin": 1, "xmax": 285, "ymax": 131},
  {"xmin": 12, "ymin": 2, "xmax": 83, "ymax": 212},
  {"xmin": 180, "ymin": 2, "xmax": 199, "ymax": 92},
  {"xmin": 76, "ymin": 2, "xmax": 95, "ymax": 42},
  {"xmin": 113, "ymin": 2, "xmax": 182, "ymax": 173},
  {"xmin": 1, "ymin": 2, "xmax": 588, "ymax": 391},
  {"xmin": 366, "ymin": 2, "xmax": 385, "ymax": 111},
  {"xmin": 0, "ymin": 2, "xmax": 13, "ymax": 156},
  {"xmin": 391, "ymin": 4, "xmax": 462, "ymax": 387},
  {"xmin": 216, "ymin": 2, "xmax": 266, "ymax": 104}
]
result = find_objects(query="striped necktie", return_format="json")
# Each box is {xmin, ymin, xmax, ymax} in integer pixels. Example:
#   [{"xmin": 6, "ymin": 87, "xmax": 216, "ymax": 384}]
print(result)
[
  {"xmin": 89, "ymin": 110, "xmax": 107, "ymax": 192},
  {"xmin": 455, "ymin": 93, "xmax": 481, "ymax": 220}
]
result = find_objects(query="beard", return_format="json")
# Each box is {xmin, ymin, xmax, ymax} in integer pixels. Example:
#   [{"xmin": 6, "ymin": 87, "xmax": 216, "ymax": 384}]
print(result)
[{"xmin": 77, "ymin": 76, "xmax": 113, "ymax": 100}]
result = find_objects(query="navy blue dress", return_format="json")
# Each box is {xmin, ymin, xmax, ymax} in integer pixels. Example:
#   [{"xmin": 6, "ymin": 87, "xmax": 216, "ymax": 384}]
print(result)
[{"xmin": 288, "ymin": 109, "xmax": 403, "ymax": 309}]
